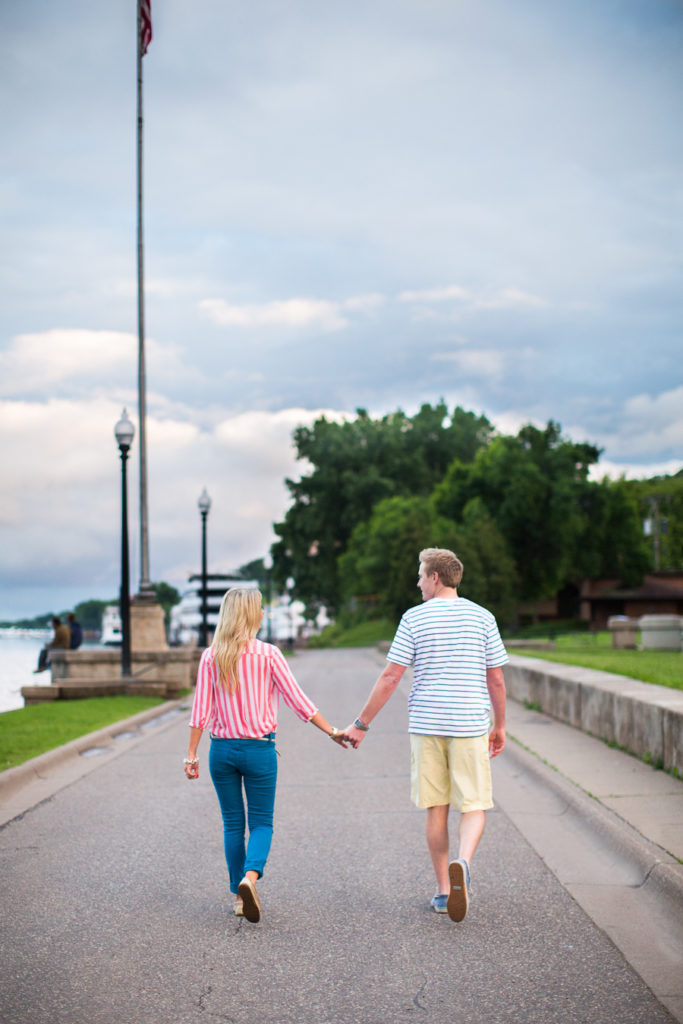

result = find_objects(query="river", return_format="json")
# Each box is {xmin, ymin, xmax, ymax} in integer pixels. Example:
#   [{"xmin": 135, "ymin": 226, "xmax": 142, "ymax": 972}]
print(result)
[{"xmin": 0, "ymin": 630, "xmax": 107, "ymax": 713}]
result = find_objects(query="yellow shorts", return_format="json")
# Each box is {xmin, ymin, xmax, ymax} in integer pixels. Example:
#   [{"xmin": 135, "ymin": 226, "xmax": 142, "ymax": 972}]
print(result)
[{"xmin": 410, "ymin": 733, "xmax": 493, "ymax": 811}]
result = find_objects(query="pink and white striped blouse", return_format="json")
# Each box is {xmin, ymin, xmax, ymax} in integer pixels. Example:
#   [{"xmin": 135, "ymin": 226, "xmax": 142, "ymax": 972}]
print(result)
[{"xmin": 189, "ymin": 638, "xmax": 318, "ymax": 738}]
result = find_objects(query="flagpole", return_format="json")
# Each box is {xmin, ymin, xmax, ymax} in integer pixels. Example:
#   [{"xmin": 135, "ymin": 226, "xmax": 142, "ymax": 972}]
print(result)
[{"xmin": 136, "ymin": 0, "xmax": 153, "ymax": 599}]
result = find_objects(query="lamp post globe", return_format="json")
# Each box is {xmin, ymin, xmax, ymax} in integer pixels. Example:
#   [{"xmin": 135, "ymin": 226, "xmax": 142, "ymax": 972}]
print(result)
[
  {"xmin": 115, "ymin": 409, "xmax": 135, "ymax": 678},
  {"xmin": 264, "ymin": 554, "xmax": 273, "ymax": 644},
  {"xmin": 115, "ymin": 409, "xmax": 135, "ymax": 451},
  {"xmin": 198, "ymin": 489, "xmax": 211, "ymax": 648}
]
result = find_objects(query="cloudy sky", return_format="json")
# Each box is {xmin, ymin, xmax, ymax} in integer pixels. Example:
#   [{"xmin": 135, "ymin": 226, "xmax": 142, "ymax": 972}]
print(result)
[{"xmin": 1, "ymin": 0, "xmax": 681, "ymax": 619}]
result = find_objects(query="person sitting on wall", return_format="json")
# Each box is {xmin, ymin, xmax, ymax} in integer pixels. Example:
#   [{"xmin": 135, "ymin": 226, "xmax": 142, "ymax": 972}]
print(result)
[
  {"xmin": 67, "ymin": 613, "xmax": 83, "ymax": 650},
  {"xmin": 34, "ymin": 616, "xmax": 71, "ymax": 673}
]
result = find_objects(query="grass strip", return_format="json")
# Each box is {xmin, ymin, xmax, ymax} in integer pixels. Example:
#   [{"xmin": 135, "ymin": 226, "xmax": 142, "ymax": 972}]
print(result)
[
  {"xmin": 518, "ymin": 643, "xmax": 682, "ymax": 690},
  {"xmin": 0, "ymin": 695, "xmax": 167, "ymax": 772},
  {"xmin": 307, "ymin": 618, "xmax": 396, "ymax": 648}
]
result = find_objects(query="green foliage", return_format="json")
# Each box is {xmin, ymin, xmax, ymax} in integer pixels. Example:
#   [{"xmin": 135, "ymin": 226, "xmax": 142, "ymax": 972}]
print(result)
[
  {"xmin": 0, "ymin": 696, "xmax": 166, "ymax": 772},
  {"xmin": 306, "ymin": 618, "xmax": 396, "ymax": 648},
  {"xmin": 270, "ymin": 404, "xmax": 681, "ymax": 629},
  {"xmin": 626, "ymin": 474, "xmax": 683, "ymax": 572},
  {"xmin": 0, "ymin": 612, "xmax": 55, "ymax": 629},
  {"xmin": 572, "ymin": 479, "xmax": 650, "ymax": 584},
  {"xmin": 151, "ymin": 581, "xmax": 181, "ymax": 627},
  {"xmin": 339, "ymin": 496, "xmax": 458, "ymax": 620},
  {"xmin": 272, "ymin": 402, "xmax": 492, "ymax": 612},
  {"xmin": 455, "ymin": 499, "xmax": 518, "ymax": 623},
  {"xmin": 339, "ymin": 494, "xmax": 517, "ymax": 624},
  {"xmin": 432, "ymin": 421, "xmax": 605, "ymax": 600},
  {"xmin": 74, "ymin": 599, "xmax": 111, "ymax": 631},
  {"xmin": 238, "ymin": 558, "xmax": 270, "ymax": 588}
]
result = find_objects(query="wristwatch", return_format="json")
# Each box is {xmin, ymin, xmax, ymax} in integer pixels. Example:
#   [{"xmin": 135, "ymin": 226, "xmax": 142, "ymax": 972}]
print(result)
[{"xmin": 354, "ymin": 718, "xmax": 369, "ymax": 731}]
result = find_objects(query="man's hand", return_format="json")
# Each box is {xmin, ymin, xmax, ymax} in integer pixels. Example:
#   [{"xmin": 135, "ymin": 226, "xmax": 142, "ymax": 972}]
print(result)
[
  {"xmin": 488, "ymin": 727, "xmax": 505, "ymax": 758},
  {"xmin": 345, "ymin": 724, "xmax": 368, "ymax": 749}
]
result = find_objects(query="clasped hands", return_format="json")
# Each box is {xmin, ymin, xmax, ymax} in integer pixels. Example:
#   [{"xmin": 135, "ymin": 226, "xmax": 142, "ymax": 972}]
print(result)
[{"xmin": 334, "ymin": 723, "xmax": 367, "ymax": 750}]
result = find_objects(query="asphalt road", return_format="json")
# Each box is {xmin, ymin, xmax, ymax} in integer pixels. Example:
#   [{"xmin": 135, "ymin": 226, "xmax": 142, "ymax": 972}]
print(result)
[{"xmin": 0, "ymin": 648, "xmax": 675, "ymax": 1024}]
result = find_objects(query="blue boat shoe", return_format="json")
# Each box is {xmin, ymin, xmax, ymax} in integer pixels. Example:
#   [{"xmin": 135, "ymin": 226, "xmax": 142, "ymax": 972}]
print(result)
[{"xmin": 430, "ymin": 893, "xmax": 449, "ymax": 913}]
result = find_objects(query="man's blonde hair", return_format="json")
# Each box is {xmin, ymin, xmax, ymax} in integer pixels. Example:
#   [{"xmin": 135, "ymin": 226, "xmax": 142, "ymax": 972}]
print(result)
[
  {"xmin": 212, "ymin": 588, "xmax": 263, "ymax": 693},
  {"xmin": 419, "ymin": 547, "xmax": 463, "ymax": 588}
]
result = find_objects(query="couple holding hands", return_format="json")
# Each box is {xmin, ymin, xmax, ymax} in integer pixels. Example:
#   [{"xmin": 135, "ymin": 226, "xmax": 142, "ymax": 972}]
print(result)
[{"xmin": 184, "ymin": 548, "xmax": 508, "ymax": 924}]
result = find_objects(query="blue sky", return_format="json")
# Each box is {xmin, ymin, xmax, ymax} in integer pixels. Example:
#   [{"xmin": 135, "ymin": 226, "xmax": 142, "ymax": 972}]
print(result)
[{"xmin": 1, "ymin": 0, "xmax": 681, "ymax": 618}]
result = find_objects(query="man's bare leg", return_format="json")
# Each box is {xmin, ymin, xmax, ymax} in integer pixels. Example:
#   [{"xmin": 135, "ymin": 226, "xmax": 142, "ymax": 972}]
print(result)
[
  {"xmin": 458, "ymin": 809, "xmax": 486, "ymax": 867},
  {"xmin": 426, "ymin": 804, "xmax": 450, "ymax": 892}
]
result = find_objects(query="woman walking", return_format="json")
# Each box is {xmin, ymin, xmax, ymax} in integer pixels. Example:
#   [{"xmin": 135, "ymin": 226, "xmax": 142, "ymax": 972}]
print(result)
[{"xmin": 184, "ymin": 587, "xmax": 347, "ymax": 922}]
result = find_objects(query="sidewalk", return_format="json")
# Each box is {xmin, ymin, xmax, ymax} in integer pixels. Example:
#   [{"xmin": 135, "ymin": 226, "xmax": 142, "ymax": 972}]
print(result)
[
  {"xmin": 498, "ymin": 698, "xmax": 683, "ymax": 1024},
  {"xmin": 1, "ymin": 646, "xmax": 681, "ymax": 1023}
]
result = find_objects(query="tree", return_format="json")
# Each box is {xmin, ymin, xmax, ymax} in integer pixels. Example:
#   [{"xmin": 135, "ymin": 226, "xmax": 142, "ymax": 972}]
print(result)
[
  {"xmin": 573, "ymin": 479, "xmax": 650, "ymax": 584},
  {"xmin": 455, "ymin": 499, "xmax": 518, "ymax": 624},
  {"xmin": 74, "ymin": 599, "xmax": 112, "ymax": 632},
  {"xmin": 339, "ymin": 495, "xmax": 517, "ymax": 625},
  {"xmin": 272, "ymin": 403, "xmax": 493, "ymax": 613},
  {"xmin": 627, "ymin": 472, "xmax": 683, "ymax": 572},
  {"xmin": 431, "ymin": 421, "xmax": 601, "ymax": 601},
  {"xmin": 151, "ymin": 582, "xmax": 181, "ymax": 628},
  {"xmin": 238, "ymin": 558, "xmax": 269, "ymax": 588}
]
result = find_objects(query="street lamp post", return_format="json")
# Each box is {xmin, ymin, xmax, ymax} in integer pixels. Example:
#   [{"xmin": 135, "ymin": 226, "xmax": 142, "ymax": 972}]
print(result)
[
  {"xmin": 198, "ymin": 488, "xmax": 211, "ymax": 648},
  {"xmin": 115, "ymin": 409, "xmax": 135, "ymax": 677},
  {"xmin": 264, "ymin": 555, "xmax": 273, "ymax": 643}
]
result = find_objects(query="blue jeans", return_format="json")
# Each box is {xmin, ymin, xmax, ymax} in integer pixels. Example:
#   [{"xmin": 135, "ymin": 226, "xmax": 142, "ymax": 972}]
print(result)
[{"xmin": 208, "ymin": 736, "xmax": 278, "ymax": 894}]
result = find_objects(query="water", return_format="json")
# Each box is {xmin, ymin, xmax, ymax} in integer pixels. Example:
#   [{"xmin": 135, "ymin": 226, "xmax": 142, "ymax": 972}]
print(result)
[
  {"xmin": 0, "ymin": 630, "xmax": 51, "ymax": 712},
  {"xmin": 0, "ymin": 630, "xmax": 105, "ymax": 713}
]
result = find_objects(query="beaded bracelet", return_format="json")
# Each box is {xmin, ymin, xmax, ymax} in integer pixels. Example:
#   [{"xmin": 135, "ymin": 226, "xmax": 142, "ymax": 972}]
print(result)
[{"xmin": 183, "ymin": 757, "xmax": 199, "ymax": 765}]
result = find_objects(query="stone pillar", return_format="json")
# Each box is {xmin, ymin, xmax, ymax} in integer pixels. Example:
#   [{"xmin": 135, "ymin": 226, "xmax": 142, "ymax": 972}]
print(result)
[
  {"xmin": 130, "ymin": 597, "xmax": 168, "ymax": 652},
  {"xmin": 607, "ymin": 616, "xmax": 638, "ymax": 649},
  {"xmin": 638, "ymin": 614, "xmax": 682, "ymax": 651}
]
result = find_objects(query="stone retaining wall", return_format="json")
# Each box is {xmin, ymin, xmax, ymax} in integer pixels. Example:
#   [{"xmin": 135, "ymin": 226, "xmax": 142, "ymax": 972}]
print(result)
[
  {"xmin": 504, "ymin": 655, "xmax": 683, "ymax": 774},
  {"xmin": 50, "ymin": 648, "xmax": 195, "ymax": 692}
]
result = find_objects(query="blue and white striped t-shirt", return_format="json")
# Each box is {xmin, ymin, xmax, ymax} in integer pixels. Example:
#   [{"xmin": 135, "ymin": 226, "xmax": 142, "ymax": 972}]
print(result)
[{"xmin": 387, "ymin": 597, "xmax": 508, "ymax": 737}]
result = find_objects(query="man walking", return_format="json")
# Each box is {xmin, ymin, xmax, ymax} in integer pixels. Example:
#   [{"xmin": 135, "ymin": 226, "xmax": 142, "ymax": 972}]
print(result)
[{"xmin": 345, "ymin": 547, "xmax": 508, "ymax": 922}]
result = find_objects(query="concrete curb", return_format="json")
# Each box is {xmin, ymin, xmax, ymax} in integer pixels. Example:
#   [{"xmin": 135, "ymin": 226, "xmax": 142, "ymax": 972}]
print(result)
[
  {"xmin": 0, "ymin": 699, "xmax": 185, "ymax": 803},
  {"xmin": 505, "ymin": 734, "xmax": 683, "ymax": 904}
]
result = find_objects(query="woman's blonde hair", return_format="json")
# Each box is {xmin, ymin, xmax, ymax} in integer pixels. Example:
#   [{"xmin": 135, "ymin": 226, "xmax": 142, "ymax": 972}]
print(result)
[{"xmin": 212, "ymin": 588, "xmax": 263, "ymax": 693}]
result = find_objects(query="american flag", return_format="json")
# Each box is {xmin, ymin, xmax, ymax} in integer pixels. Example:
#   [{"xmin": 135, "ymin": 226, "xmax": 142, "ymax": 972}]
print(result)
[{"xmin": 140, "ymin": 0, "xmax": 152, "ymax": 56}]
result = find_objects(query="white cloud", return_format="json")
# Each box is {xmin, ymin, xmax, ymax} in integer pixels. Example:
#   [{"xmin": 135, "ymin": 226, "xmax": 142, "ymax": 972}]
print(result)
[
  {"xmin": 0, "ymin": 329, "xmax": 197, "ymax": 399},
  {"xmin": 0, "ymin": 329, "xmax": 135, "ymax": 396},
  {"xmin": 342, "ymin": 293, "xmax": 385, "ymax": 313},
  {"xmin": 399, "ymin": 285, "xmax": 470, "ymax": 303},
  {"xmin": 0, "ymin": 397, "xmax": 350, "ymax": 603},
  {"xmin": 199, "ymin": 297, "xmax": 349, "ymax": 332},
  {"xmin": 199, "ymin": 292, "xmax": 387, "ymax": 332},
  {"xmin": 473, "ymin": 288, "xmax": 548, "ymax": 311},
  {"xmin": 431, "ymin": 348, "xmax": 505, "ymax": 379},
  {"xmin": 594, "ymin": 386, "xmax": 683, "ymax": 460},
  {"xmin": 398, "ymin": 285, "xmax": 547, "ymax": 311},
  {"xmin": 589, "ymin": 458, "xmax": 683, "ymax": 482}
]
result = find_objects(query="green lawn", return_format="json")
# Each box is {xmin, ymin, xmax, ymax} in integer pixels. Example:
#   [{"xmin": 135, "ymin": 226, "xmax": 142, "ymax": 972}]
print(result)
[
  {"xmin": 0, "ymin": 695, "xmax": 167, "ymax": 772},
  {"xmin": 307, "ymin": 618, "xmax": 396, "ymax": 648},
  {"xmin": 516, "ymin": 632, "xmax": 683, "ymax": 690}
]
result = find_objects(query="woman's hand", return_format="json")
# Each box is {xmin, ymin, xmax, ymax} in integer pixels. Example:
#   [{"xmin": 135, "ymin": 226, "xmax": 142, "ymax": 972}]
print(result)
[{"xmin": 184, "ymin": 757, "xmax": 199, "ymax": 779}]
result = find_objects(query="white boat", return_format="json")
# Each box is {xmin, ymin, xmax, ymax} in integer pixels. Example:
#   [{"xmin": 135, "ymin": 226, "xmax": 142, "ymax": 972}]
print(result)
[
  {"xmin": 169, "ymin": 575, "xmax": 259, "ymax": 646},
  {"xmin": 101, "ymin": 605, "xmax": 122, "ymax": 646},
  {"xmin": 168, "ymin": 575, "xmax": 329, "ymax": 646}
]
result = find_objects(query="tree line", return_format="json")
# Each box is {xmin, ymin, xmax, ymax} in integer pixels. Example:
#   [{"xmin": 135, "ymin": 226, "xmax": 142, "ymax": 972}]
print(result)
[
  {"xmin": 271, "ymin": 402, "xmax": 683, "ymax": 626},
  {"xmin": 1, "ymin": 582, "xmax": 181, "ymax": 631}
]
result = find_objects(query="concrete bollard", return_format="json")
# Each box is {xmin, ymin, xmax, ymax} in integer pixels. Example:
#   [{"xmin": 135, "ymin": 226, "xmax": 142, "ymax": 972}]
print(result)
[
  {"xmin": 607, "ymin": 616, "xmax": 638, "ymax": 649},
  {"xmin": 637, "ymin": 614, "xmax": 683, "ymax": 651}
]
